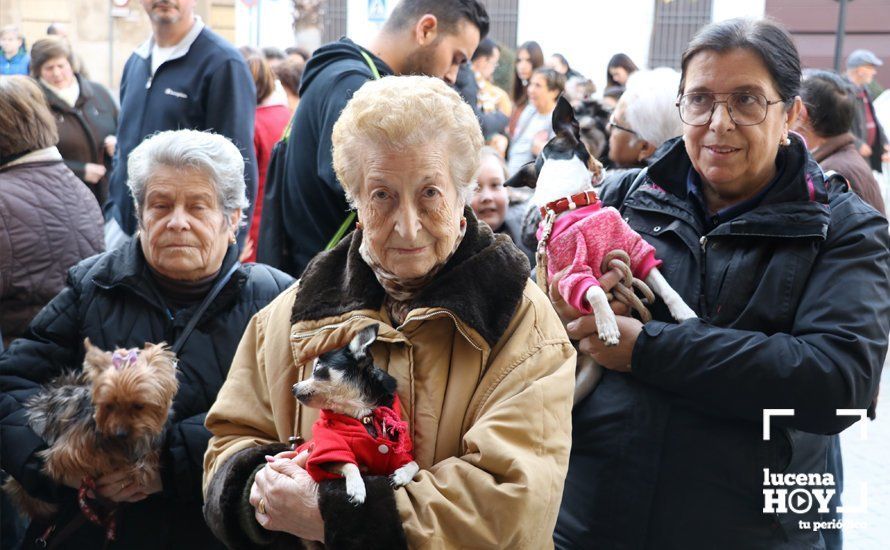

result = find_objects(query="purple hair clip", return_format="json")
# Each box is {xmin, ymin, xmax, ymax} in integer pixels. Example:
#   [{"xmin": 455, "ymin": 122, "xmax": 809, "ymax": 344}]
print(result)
[{"xmin": 112, "ymin": 349, "xmax": 139, "ymax": 370}]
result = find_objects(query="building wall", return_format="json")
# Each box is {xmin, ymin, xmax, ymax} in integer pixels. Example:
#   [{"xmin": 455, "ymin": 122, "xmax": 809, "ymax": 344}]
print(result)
[{"xmin": 0, "ymin": 0, "xmax": 238, "ymax": 93}]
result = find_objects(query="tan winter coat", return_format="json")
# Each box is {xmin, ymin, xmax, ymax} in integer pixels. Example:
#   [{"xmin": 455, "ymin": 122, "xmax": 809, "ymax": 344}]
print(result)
[{"xmin": 203, "ymin": 213, "xmax": 575, "ymax": 549}]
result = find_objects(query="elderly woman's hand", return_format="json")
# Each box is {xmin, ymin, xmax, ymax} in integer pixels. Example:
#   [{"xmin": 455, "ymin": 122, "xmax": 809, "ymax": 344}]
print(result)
[
  {"xmin": 95, "ymin": 466, "xmax": 162, "ymax": 503},
  {"xmin": 250, "ymin": 450, "xmax": 324, "ymax": 542}
]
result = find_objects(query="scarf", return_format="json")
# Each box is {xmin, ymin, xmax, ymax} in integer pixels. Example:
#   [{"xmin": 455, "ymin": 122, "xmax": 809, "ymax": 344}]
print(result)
[
  {"xmin": 358, "ymin": 219, "xmax": 466, "ymax": 325},
  {"xmin": 41, "ymin": 78, "xmax": 80, "ymax": 108}
]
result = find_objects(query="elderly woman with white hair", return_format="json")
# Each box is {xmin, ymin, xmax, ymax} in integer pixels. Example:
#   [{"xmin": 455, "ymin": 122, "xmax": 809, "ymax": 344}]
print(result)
[
  {"xmin": 203, "ymin": 76, "xmax": 575, "ymax": 549},
  {"xmin": 607, "ymin": 67, "xmax": 684, "ymax": 168},
  {"xmin": 0, "ymin": 129, "xmax": 294, "ymax": 548}
]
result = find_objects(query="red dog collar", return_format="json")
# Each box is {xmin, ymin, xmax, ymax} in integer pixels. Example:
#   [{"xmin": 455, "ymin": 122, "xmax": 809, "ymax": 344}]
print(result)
[{"xmin": 540, "ymin": 190, "xmax": 600, "ymax": 219}]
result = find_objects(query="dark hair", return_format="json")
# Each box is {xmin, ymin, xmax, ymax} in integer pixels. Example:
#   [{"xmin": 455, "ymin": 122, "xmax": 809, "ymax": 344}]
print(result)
[
  {"xmin": 262, "ymin": 46, "xmax": 285, "ymax": 61},
  {"xmin": 0, "ymin": 75, "xmax": 59, "ymax": 156},
  {"xmin": 46, "ymin": 23, "xmax": 63, "ymax": 35},
  {"xmin": 274, "ymin": 57, "xmax": 305, "ymax": 97},
  {"xmin": 245, "ymin": 55, "xmax": 276, "ymax": 104},
  {"xmin": 606, "ymin": 53, "xmax": 638, "ymax": 88},
  {"xmin": 30, "ymin": 37, "xmax": 75, "ymax": 78},
  {"xmin": 603, "ymin": 85, "xmax": 625, "ymax": 100},
  {"xmin": 552, "ymin": 53, "xmax": 571, "ymax": 72},
  {"xmin": 679, "ymin": 18, "xmax": 800, "ymax": 108},
  {"xmin": 472, "ymin": 37, "xmax": 498, "ymax": 62},
  {"xmin": 800, "ymin": 70, "xmax": 856, "ymax": 137},
  {"xmin": 284, "ymin": 46, "xmax": 311, "ymax": 62},
  {"xmin": 384, "ymin": 0, "xmax": 489, "ymax": 40},
  {"xmin": 533, "ymin": 67, "xmax": 566, "ymax": 94},
  {"xmin": 512, "ymin": 40, "xmax": 545, "ymax": 104}
]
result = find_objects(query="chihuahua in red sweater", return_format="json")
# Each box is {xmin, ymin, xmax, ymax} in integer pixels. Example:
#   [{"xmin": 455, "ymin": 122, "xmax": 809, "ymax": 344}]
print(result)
[{"xmin": 292, "ymin": 324, "xmax": 418, "ymax": 505}]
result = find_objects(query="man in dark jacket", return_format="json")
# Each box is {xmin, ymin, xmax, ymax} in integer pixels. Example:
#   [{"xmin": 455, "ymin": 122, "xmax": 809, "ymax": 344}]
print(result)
[
  {"xmin": 845, "ymin": 49, "xmax": 889, "ymax": 172},
  {"xmin": 0, "ymin": 240, "xmax": 293, "ymax": 548},
  {"xmin": 107, "ymin": 0, "xmax": 256, "ymax": 237},
  {"xmin": 796, "ymin": 69, "xmax": 885, "ymax": 215},
  {"xmin": 271, "ymin": 0, "xmax": 488, "ymax": 276},
  {"xmin": 556, "ymin": 135, "xmax": 890, "ymax": 549}
]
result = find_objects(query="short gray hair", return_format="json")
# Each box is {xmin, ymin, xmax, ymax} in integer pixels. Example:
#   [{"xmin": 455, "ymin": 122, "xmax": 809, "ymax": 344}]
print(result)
[
  {"xmin": 127, "ymin": 129, "xmax": 249, "ymax": 225},
  {"xmin": 622, "ymin": 68, "xmax": 684, "ymax": 148}
]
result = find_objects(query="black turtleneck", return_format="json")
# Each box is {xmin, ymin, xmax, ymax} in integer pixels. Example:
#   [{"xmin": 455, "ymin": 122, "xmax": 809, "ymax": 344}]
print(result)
[{"xmin": 147, "ymin": 264, "xmax": 219, "ymax": 311}]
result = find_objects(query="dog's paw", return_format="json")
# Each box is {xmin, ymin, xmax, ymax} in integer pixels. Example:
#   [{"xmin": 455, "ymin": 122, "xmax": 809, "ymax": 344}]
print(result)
[
  {"xmin": 390, "ymin": 462, "xmax": 419, "ymax": 487},
  {"xmin": 345, "ymin": 475, "xmax": 366, "ymax": 506},
  {"xmin": 596, "ymin": 318, "xmax": 621, "ymax": 346},
  {"xmin": 670, "ymin": 301, "xmax": 697, "ymax": 322}
]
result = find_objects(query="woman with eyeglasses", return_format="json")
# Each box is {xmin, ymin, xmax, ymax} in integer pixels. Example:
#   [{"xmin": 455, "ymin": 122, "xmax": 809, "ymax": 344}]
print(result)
[{"xmin": 554, "ymin": 19, "xmax": 889, "ymax": 549}]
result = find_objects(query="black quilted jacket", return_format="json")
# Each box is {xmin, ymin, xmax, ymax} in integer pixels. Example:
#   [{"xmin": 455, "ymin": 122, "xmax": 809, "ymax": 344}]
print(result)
[
  {"xmin": 0, "ymin": 156, "xmax": 104, "ymax": 348},
  {"xmin": 0, "ymin": 238, "xmax": 294, "ymax": 548}
]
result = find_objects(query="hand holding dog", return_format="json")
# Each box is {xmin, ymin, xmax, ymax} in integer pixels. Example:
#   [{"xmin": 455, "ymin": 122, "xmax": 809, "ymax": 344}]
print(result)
[
  {"xmin": 567, "ymin": 315, "xmax": 642, "ymax": 372},
  {"xmin": 96, "ymin": 467, "xmax": 161, "ymax": 502},
  {"xmin": 549, "ymin": 264, "xmax": 631, "ymax": 325},
  {"xmin": 251, "ymin": 450, "xmax": 324, "ymax": 542}
]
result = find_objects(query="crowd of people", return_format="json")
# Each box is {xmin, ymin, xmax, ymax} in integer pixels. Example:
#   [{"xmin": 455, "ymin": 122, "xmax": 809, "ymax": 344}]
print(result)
[{"xmin": 2, "ymin": 0, "xmax": 890, "ymax": 548}]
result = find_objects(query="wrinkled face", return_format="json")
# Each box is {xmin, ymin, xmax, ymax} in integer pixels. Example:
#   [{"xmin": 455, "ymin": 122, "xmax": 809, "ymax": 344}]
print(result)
[
  {"xmin": 516, "ymin": 48, "xmax": 533, "ymax": 81},
  {"xmin": 87, "ymin": 346, "xmax": 178, "ymax": 443},
  {"xmin": 609, "ymin": 66, "xmax": 629, "ymax": 85},
  {"xmin": 528, "ymin": 73, "xmax": 559, "ymax": 112},
  {"xmin": 473, "ymin": 48, "xmax": 499, "ymax": 81},
  {"xmin": 470, "ymin": 156, "xmax": 508, "ymax": 230},
  {"xmin": 403, "ymin": 19, "xmax": 479, "ymax": 85},
  {"xmin": 139, "ymin": 166, "xmax": 239, "ymax": 281},
  {"xmin": 358, "ymin": 144, "xmax": 465, "ymax": 279},
  {"xmin": 682, "ymin": 48, "xmax": 800, "ymax": 207},
  {"xmin": 39, "ymin": 56, "xmax": 75, "ymax": 88},
  {"xmin": 141, "ymin": 0, "xmax": 195, "ymax": 25},
  {"xmin": 0, "ymin": 33, "xmax": 22, "ymax": 56},
  {"xmin": 608, "ymin": 99, "xmax": 645, "ymax": 167},
  {"xmin": 850, "ymin": 64, "xmax": 878, "ymax": 86}
]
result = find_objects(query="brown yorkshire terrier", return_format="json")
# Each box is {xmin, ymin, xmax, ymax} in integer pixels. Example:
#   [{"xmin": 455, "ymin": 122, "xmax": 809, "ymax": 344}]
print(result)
[{"xmin": 3, "ymin": 339, "xmax": 178, "ymax": 525}]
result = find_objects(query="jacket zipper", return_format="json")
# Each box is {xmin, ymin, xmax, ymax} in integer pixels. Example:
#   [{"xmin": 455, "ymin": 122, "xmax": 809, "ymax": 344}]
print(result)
[
  {"xmin": 699, "ymin": 236, "xmax": 709, "ymax": 317},
  {"xmin": 291, "ymin": 314, "xmax": 378, "ymax": 340}
]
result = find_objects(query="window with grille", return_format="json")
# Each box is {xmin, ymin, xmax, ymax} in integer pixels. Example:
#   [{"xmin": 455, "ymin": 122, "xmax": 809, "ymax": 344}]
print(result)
[
  {"xmin": 322, "ymin": 0, "xmax": 348, "ymax": 44},
  {"xmin": 648, "ymin": 0, "xmax": 713, "ymax": 69}
]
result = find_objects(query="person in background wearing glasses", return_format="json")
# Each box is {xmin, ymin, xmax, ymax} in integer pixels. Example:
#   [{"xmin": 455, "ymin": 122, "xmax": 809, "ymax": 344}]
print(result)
[
  {"xmin": 554, "ymin": 18, "xmax": 889, "ymax": 549},
  {"xmin": 607, "ymin": 67, "xmax": 683, "ymax": 169}
]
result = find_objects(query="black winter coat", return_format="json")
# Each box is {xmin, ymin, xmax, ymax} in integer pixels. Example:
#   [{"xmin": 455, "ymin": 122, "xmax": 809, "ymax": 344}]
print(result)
[
  {"xmin": 555, "ymin": 136, "xmax": 890, "ymax": 549},
  {"xmin": 0, "ymin": 238, "xmax": 294, "ymax": 549},
  {"xmin": 40, "ymin": 75, "xmax": 119, "ymax": 206}
]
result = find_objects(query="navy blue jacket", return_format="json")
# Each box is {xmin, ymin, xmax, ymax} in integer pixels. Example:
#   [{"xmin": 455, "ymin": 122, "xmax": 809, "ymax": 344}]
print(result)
[
  {"xmin": 555, "ymin": 136, "xmax": 890, "ymax": 549},
  {"xmin": 107, "ymin": 26, "xmax": 257, "ymax": 235},
  {"xmin": 0, "ymin": 239, "xmax": 293, "ymax": 548},
  {"xmin": 276, "ymin": 38, "xmax": 393, "ymax": 276}
]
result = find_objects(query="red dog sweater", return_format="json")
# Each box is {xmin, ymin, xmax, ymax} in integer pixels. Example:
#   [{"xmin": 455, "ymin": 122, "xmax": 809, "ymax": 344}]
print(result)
[{"xmin": 297, "ymin": 396, "xmax": 414, "ymax": 482}]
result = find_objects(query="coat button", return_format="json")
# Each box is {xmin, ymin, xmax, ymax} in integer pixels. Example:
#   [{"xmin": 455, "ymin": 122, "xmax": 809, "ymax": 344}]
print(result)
[
  {"xmin": 653, "ymin": 226, "xmax": 661, "ymax": 232},
  {"xmin": 378, "ymin": 444, "xmax": 389, "ymax": 454}
]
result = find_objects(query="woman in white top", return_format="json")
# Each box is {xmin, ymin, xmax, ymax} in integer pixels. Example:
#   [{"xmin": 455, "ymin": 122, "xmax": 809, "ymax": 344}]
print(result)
[{"xmin": 507, "ymin": 68, "xmax": 565, "ymax": 176}]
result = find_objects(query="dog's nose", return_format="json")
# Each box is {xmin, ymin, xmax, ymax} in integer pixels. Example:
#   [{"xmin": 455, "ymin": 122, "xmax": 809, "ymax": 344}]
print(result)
[{"xmin": 115, "ymin": 429, "xmax": 129, "ymax": 439}]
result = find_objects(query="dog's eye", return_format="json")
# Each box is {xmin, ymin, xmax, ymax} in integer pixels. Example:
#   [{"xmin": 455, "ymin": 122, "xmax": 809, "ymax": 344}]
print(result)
[
  {"xmin": 105, "ymin": 404, "xmax": 115, "ymax": 412},
  {"xmin": 133, "ymin": 403, "xmax": 145, "ymax": 411}
]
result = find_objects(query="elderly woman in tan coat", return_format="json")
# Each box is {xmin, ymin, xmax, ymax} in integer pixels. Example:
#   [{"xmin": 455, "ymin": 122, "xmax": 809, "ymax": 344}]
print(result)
[{"xmin": 203, "ymin": 76, "xmax": 575, "ymax": 548}]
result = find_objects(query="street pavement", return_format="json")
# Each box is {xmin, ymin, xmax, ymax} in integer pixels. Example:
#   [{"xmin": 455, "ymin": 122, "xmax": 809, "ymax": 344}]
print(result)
[{"xmin": 838, "ymin": 375, "xmax": 889, "ymax": 549}]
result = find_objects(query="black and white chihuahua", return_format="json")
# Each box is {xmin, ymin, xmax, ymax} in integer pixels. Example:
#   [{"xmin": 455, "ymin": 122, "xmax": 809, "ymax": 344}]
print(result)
[
  {"xmin": 292, "ymin": 324, "xmax": 419, "ymax": 505},
  {"xmin": 506, "ymin": 96, "xmax": 696, "ymax": 402}
]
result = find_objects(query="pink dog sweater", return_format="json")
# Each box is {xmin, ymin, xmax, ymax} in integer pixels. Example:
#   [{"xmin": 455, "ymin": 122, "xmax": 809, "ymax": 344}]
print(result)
[{"xmin": 539, "ymin": 202, "xmax": 661, "ymax": 314}]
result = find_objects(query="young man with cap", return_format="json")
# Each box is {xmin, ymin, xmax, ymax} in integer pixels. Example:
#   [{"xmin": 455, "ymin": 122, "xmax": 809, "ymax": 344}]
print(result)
[{"xmin": 846, "ymin": 49, "xmax": 889, "ymax": 171}]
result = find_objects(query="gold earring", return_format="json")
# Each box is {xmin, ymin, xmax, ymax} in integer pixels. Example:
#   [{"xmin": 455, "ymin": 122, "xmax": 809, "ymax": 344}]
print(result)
[
  {"xmin": 230, "ymin": 235, "xmax": 236, "ymax": 244},
  {"xmin": 356, "ymin": 220, "xmax": 363, "ymax": 230}
]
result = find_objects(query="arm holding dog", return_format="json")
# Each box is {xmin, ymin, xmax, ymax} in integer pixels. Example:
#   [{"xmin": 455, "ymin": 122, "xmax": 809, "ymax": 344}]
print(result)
[{"xmin": 0, "ymin": 267, "xmax": 87, "ymax": 502}]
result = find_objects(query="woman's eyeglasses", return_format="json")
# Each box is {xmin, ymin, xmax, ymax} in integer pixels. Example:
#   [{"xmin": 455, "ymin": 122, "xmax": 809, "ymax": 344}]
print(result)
[{"xmin": 676, "ymin": 92, "xmax": 786, "ymax": 126}]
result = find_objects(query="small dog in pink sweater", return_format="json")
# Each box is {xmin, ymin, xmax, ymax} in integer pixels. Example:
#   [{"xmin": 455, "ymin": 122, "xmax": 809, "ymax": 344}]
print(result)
[{"xmin": 506, "ymin": 97, "xmax": 695, "ymax": 399}]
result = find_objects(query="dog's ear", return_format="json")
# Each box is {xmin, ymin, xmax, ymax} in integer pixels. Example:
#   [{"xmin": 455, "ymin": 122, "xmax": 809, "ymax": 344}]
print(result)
[
  {"xmin": 552, "ymin": 95, "xmax": 581, "ymax": 141},
  {"xmin": 504, "ymin": 161, "xmax": 538, "ymax": 189},
  {"xmin": 349, "ymin": 324, "xmax": 379, "ymax": 359},
  {"xmin": 83, "ymin": 338, "xmax": 112, "ymax": 378}
]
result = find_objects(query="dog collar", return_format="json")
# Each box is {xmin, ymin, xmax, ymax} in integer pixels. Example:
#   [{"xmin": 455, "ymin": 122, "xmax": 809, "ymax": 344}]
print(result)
[{"xmin": 540, "ymin": 190, "xmax": 599, "ymax": 219}]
